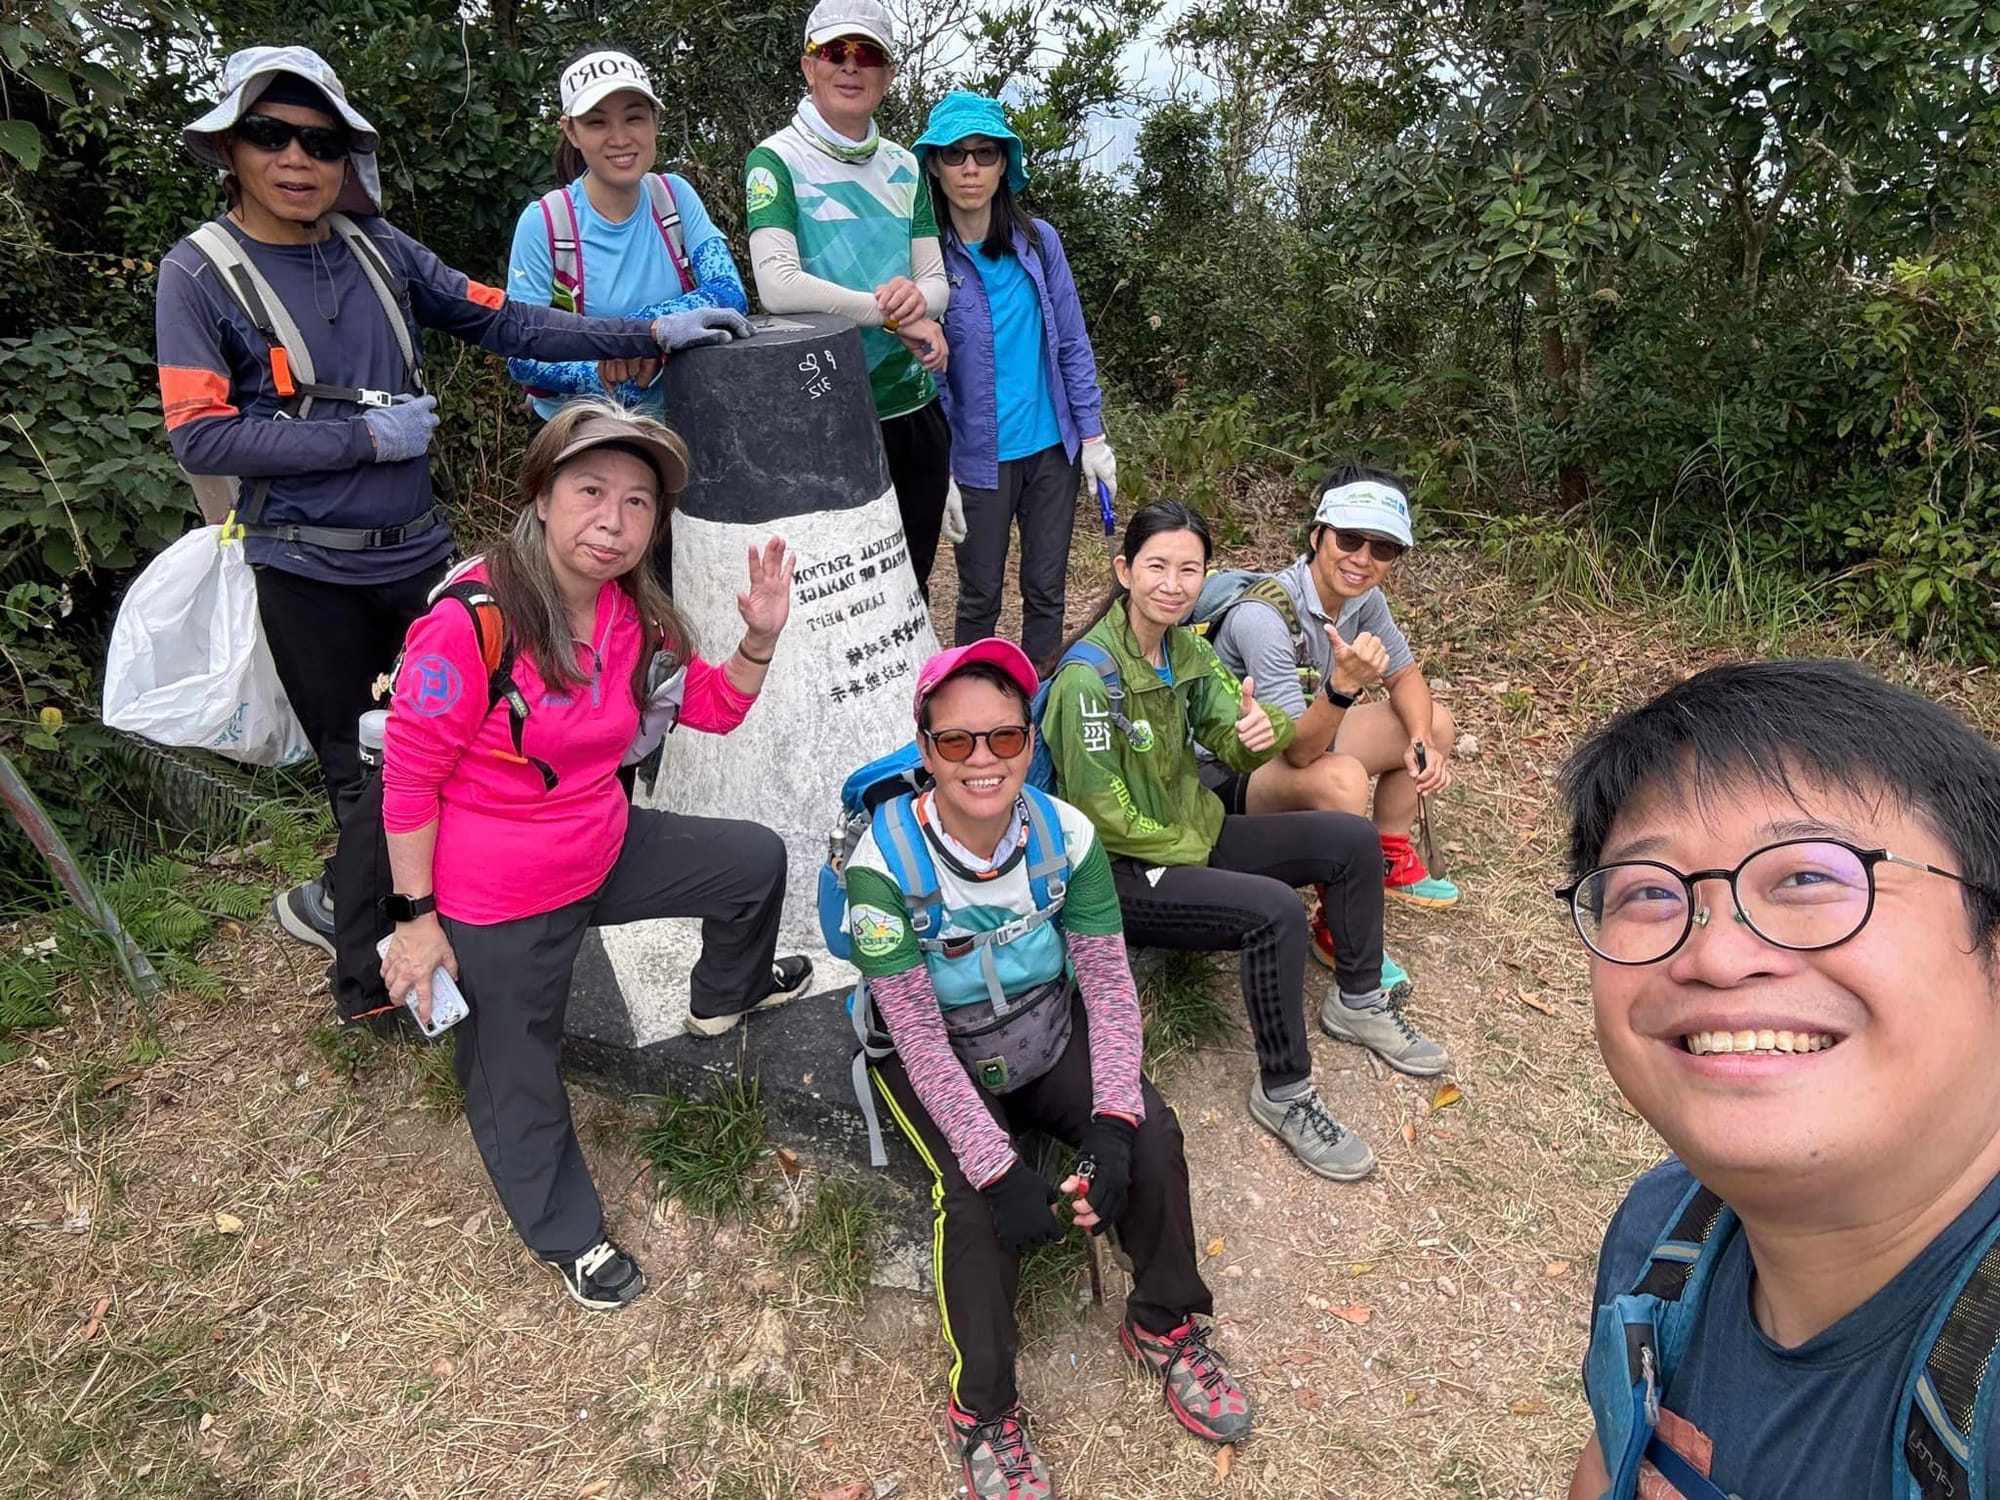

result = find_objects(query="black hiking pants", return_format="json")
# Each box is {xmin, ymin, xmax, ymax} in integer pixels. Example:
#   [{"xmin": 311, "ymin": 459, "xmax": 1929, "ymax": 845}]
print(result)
[
  {"xmin": 880, "ymin": 397, "xmax": 952, "ymax": 597},
  {"xmin": 1111, "ymin": 810, "xmax": 1385, "ymax": 1093},
  {"xmin": 871, "ymin": 996, "xmax": 1211, "ymax": 1418},
  {"xmin": 952, "ymin": 441, "xmax": 1081, "ymax": 668}
]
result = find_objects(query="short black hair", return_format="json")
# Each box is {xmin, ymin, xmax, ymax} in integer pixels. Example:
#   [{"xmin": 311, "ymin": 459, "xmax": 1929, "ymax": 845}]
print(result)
[
  {"xmin": 1559, "ymin": 658, "xmax": 2000, "ymax": 949},
  {"xmin": 918, "ymin": 660, "xmax": 1029, "ymax": 733}
]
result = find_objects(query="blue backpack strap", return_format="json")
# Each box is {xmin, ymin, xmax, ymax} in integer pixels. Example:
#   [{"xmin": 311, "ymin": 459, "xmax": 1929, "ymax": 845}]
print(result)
[
  {"xmin": 1586, "ymin": 1182, "xmax": 1735, "ymax": 1500},
  {"xmin": 873, "ymin": 794, "xmax": 941, "ymax": 939},
  {"xmin": 1900, "ymin": 1210, "xmax": 2000, "ymax": 1499},
  {"xmin": 1059, "ymin": 640, "xmax": 1134, "ymax": 736},
  {"xmin": 1019, "ymin": 787, "xmax": 1070, "ymax": 908}
]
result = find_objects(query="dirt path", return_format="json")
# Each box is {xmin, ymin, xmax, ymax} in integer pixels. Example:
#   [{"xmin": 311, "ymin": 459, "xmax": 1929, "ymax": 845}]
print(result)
[{"xmin": 8, "ymin": 516, "xmax": 1992, "ymax": 1500}]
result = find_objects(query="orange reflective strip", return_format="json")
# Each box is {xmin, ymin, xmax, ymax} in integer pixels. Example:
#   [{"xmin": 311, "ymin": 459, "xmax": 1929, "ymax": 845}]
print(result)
[
  {"xmin": 464, "ymin": 279, "xmax": 505, "ymax": 310},
  {"xmin": 268, "ymin": 346, "xmax": 297, "ymax": 398},
  {"xmin": 157, "ymin": 365, "xmax": 239, "ymax": 430}
]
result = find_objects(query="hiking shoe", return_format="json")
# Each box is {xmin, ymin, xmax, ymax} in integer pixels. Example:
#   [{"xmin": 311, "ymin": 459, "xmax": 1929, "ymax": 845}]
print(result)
[
  {"xmin": 1383, "ymin": 834, "xmax": 1459, "ymax": 909},
  {"xmin": 1308, "ymin": 898, "xmax": 1412, "ymax": 1000},
  {"xmin": 1247, "ymin": 1082, "xmax": 1376, "ymax": 1181},
  {"xmin": 543, "ymin": 1238, "xmax": 646, "ymax": 1311},
  {"xmin": 684, "ymin": 955, "xmax": 815, "ymax": 1038},
  {"xmin": 273, "ymin": 877, "xmax": 336, "ymax": 955},
  {"xmin": 1320, "ymin": 992, "xmax": 1451, "ymax": 1077},
  {"xmin": 1120, "ymin": 1316, "xmax": 1254, "ymax": 1444},
  {"xmin": 946, "ymin": 1397, "xmax": 1055, "ymax": 1500}
]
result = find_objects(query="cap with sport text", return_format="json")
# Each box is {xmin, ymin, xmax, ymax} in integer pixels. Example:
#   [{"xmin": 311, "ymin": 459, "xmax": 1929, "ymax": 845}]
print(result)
[
  {"xmin": 805, "ymin": 0, "xmax": 895, "ymax": 53},
  {"xmin": 1313, "ymin": 478, "xmax": 1414, "ymax": 549},
  {"xmin": 560, "ymin": 50, "xmax": 662, "ymax": 119},
  {"xmin": 913, "ymin": 638, "xmax": 1038, "ymax": 721}
]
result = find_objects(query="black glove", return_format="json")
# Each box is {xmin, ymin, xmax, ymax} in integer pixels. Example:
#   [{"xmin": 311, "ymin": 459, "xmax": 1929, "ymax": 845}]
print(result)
[
  {"xmin": 980, "ymin": 1160, "xmax": 1063, "ymax": 1255},
  {"xmin": 1075, "ymin": 1115, "xmax": 1137, "ymax": 1234}
]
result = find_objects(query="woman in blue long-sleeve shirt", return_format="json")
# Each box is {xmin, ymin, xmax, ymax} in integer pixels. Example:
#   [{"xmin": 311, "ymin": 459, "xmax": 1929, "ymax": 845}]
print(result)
[
  {"xmin": 505, "ymin": 47, "xmax": 750, "ymax": 419},
  {"xmin": 914, "ymin": 92, "xmax": 1117, "ymax": 669}
]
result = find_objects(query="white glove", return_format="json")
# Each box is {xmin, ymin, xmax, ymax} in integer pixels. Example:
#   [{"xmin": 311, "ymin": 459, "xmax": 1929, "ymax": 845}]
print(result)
[
  {"xmin": 622, "ymin": 663, "xmax": 687, "ymax": 767},
  {"xmin": 1080, "ymin": 437, "xmax": 1117, "ymax": 501},
  {"xmin": 941, "ymin": 478, "xmax": 968, "ymax": 546}
]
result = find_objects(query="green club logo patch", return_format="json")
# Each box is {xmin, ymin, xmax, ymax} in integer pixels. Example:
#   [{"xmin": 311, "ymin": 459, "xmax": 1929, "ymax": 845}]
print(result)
[
  {"xmin": 849, "ymin": 904, "xmax": 905, "ymax": 957},
  {"xmin": 746, "ymin": 166, "xmax": 780, "ymax": 213},
  {"xmin": 1127, "ymin": 719, "xmax": 1157, "ymax": 752}
]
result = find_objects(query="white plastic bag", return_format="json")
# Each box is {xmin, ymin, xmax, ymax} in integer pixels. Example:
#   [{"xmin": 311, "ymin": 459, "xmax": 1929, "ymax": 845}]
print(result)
[{"xmin": 103, "ymin": 525, "xmax": 312, "ymax": 767}]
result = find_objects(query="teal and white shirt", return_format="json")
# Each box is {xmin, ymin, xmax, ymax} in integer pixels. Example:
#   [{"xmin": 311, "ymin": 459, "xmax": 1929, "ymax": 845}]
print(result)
[{"xmin": 745, "ymin": 123, "xmax": 940, "ymax": 419}]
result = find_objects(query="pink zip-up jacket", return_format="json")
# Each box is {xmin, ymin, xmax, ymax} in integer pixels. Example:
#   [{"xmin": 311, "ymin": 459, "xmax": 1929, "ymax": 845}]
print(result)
[{"xmin": 382, "ymin": 563, "xmax": 755, "ymax": 924}]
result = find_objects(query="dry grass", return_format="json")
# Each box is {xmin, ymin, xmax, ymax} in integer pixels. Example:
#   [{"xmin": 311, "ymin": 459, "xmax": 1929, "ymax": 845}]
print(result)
[{"xmin": 6, "ymin": 509, "xmax": 1997, "ymax": 1499}]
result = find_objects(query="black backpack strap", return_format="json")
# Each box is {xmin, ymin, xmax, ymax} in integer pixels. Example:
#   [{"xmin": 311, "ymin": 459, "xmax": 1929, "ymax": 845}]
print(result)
[
  {"xmin": 1632, "ymin": 1185, "xmax": 1730, "ymax": 1300},
  {"xmin": 1905, "ymin": 1223, "xmax": 2000, "ymax": 1499}
]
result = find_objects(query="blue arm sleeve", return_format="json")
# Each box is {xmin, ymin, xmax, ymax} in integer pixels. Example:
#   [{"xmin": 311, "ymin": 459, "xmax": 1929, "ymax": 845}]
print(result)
[{"xmin": 506, "ymin": 179, "xmax": 748, "ymax": 402}]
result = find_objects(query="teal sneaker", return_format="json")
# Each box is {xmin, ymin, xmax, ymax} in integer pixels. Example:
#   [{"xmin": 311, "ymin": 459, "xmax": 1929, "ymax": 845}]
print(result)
[
  {"xmin": 1309, "ymin": 900, "xmax": 1414, "ymax": 1001},
  {"xmin": 1384, "ymin": 836, "xmax": 1460, "ymax": 909}
]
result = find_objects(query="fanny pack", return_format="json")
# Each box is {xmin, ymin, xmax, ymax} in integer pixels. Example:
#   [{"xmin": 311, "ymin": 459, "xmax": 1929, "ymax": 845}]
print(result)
[{"xmin": 941, "ymin": 977, "xmax": 1074, "ymax": 1094}]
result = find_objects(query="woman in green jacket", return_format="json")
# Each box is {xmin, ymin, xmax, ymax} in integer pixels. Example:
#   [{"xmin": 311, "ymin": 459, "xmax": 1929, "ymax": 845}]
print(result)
[{"xmin": 1044, "ymin": 501, "xmax": 1445, "ymax": 1182}]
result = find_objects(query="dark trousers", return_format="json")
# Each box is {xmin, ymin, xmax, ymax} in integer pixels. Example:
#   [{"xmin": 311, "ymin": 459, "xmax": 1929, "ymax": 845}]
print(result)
[
  {"xmin": 254, "ymin": 560, "xmax": 448, "ymax": 897},
  {"xmin": 443, "ymin": 809, "xmax": 786, "ymax": 1260},
  {"xmin": 1112, "ymin": 811, "xmax": 1384, "ymax": 1092},
  {"xmin": 953, "ymin": 442, "xmax": 1081, "ymax": 668},
  {"xmin": 871, "ymin": 999, "xmax": 1211, "ymax": 1418},
  {"xmin": 881, "ymin": 398, "xmax": 953, "ymax": 595}
]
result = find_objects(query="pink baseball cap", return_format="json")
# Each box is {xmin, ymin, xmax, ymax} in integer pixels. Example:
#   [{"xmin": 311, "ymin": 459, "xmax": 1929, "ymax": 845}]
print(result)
[{"xmin": 912, "ymin": 638, "xmax": 1040, "ymax": 720}]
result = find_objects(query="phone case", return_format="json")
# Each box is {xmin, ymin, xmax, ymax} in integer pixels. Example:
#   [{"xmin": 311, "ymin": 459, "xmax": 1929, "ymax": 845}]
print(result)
[{"xmin": 375, "ymin": 934, "xmax": 469, "ymax": 1039}]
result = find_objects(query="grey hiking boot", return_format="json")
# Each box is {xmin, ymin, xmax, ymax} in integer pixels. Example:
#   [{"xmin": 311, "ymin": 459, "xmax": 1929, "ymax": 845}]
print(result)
[
  {"xmin": 1247, "ymin": 1083, "xmax": 1376, "ymax": 1181},
  {"xmin": 1319, "ymin": 992, "xmax": 1451, "ymax": 1077}
]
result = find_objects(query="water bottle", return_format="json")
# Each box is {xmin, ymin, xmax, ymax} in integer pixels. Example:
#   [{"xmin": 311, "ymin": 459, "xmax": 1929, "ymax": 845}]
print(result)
[{"xmin": 358, "ymin": 708, "xmax": 389, "ymax": 770}]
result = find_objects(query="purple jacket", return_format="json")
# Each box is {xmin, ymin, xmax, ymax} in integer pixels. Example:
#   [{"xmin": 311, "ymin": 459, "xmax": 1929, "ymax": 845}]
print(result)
[{"xmin": 935, "ymin": 218, "xmax": 1105, "ymax": 490}]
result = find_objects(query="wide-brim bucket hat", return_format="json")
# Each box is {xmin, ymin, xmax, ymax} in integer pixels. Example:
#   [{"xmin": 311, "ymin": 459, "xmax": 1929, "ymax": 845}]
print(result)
[
  {"xmin": 914, "ymin": 91, "xmax": 1027, "ymax": 194},
  {"xmin": 183, "ymin": 45, "xmax": 382, "ymax": 216}
]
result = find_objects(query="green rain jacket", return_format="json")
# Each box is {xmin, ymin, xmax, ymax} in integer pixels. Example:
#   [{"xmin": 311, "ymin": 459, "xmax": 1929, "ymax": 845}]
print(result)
[{"xmin": 1042, "ymin": 609, "xmax": 1293, "ymax": 867}]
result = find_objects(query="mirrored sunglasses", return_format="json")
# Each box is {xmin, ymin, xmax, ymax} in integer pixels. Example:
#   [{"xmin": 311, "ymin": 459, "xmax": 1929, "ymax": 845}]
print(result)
[{"xmin": 809, "ymin": 36, "xmax": 889, "ymax": 68}]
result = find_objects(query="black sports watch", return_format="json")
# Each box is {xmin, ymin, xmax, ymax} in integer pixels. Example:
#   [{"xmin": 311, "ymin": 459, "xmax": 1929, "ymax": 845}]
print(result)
[
  {"xmin": 1324, "ymin": 682, "xmax": 1360, "ymax": 709},
  {"xmin": 380, "ymin": 892, "xmax": 437, "ymax": 923}
]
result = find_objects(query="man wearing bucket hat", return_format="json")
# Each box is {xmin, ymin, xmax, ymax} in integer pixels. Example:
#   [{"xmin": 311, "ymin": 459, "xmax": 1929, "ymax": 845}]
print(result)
[
  {"xmin": 1199, "ymin": 463, "xmax": 1462, "ymax": 938},
  {"xmin": 744, "ymin": 0, "xmax": 955, "ymax": 595},
  {"xmin": 913, "ymin": 92, "xmax": 1115, "ymax": 671},
  {"xmin": 843, "ymin": 636, "xmax": 1250, "ymax": 1498},
  {"xmin": 154, "ymin": 46, "xmax": 752, "ymax": 964}
]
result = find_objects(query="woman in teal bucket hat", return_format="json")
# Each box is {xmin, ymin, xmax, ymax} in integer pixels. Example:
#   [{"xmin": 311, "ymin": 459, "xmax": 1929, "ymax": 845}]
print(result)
[{"xmin": 915, "ymin": 92, "xmax": 1116, "ymax": 671}]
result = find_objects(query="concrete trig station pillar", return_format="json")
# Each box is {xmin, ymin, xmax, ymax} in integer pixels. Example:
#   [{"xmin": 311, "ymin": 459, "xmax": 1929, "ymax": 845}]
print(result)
[{"xmin": 564, "ymin": 314, "xmax": 939, "ymax": 1149}]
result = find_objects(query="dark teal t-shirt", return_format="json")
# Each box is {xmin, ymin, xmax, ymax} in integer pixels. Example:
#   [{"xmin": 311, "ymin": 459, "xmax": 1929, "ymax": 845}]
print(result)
[{"xmin": 1587, "ymin": 1159, "xmax": 2000, "ymax": 1498}]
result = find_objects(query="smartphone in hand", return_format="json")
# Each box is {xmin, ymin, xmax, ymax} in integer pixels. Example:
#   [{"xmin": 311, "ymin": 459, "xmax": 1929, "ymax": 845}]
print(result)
[{"xmin": 375, "ymin": 934, "xmax": 468, "ymax": 1039}]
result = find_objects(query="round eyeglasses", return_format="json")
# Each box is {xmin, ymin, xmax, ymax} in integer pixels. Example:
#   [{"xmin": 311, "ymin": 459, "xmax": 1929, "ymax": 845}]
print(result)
[{"xmin": 1554, "ymin": 838, "xmax": 1992, "ymax": 966}]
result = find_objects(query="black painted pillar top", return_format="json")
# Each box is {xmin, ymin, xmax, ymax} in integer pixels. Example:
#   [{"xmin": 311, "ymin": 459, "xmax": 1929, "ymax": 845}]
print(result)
[{"xmin": 661, "ymin": 313, "xmax": 890, "ymax": 525}]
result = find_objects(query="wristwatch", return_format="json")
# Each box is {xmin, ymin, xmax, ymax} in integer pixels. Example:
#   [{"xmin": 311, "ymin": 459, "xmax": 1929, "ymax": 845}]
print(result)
[
  {"xmin": 1324, "ymin": 682, "xmax": 1360, "ymax": 709},
  {"xmin": 380, "ymin": 892, "xmax": 436, "ymax": 923}
]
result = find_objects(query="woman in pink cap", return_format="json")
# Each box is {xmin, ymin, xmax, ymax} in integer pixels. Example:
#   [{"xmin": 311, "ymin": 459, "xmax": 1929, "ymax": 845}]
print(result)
[{"xmin": 843, "ymin": 636, "xmax": 1251, "ymax": 1500}]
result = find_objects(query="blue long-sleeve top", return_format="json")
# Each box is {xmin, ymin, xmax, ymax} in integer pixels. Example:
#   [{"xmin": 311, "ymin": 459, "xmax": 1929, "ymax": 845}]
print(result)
[
  {"xmin": 155, "ymin": 215, "xmax": 660, "ymax": 583},
  {"xmin": 505, "ymin": 172, "xmax": 748, "ymax": 420}
]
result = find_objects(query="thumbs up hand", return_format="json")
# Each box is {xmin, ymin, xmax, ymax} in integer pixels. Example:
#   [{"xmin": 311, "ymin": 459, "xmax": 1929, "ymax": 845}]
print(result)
[
  {"xmin": 1325, "ymin": 623, "xmax": 1390, "ymax": 697},
  {"xmin": 1234, "ymin": 673, "xmax": 1277, "ymax": 752}
]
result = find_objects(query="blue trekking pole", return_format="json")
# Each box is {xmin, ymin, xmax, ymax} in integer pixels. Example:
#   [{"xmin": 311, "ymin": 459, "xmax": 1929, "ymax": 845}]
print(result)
[{"xmin": 1097, "ymin": 478, "xmax": 1115, "ymax": 557}]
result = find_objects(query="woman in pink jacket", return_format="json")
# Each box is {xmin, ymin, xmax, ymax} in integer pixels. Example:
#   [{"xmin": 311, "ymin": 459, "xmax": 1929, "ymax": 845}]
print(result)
[{"xmin": 377, "ymin": 400, "xmax": 808, "ymax": 1311}]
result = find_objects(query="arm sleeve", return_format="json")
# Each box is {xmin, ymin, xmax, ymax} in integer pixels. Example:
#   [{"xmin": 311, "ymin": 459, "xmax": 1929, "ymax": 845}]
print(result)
[
  {"xmin": 750, "ymin": 226, "xmax": 886, "ymax": 323},
  {"xmin": 1037, "ymin": 225, "xmax": 1105, "ymax": 440},
  {"xmin": 676, "ymin": 653, "xmax": 758, "ymax": 734},
  {"xmin": 1188, "ymin": 635, "xmax": 1292, "ymax": 773},
  {"xmin": 911, "ymin": 236, "xmax": 948, "ymax": 318},
  {"xmin": 1061, "ymin": 837, "xmax": 1144, "ymax": 1121},
  {"xmin": 1041, "ymin": 665, "xmax": 1188, "ymax": 865},
  {"xmin": 156, "ymin": 255, "xmax": 374, "ymax": 477},
  {"xmin": 846, "ymin": 863, "xmax": 1018, "ymax": 1186},
  {"xmin": 390, "ymin": 223, "xmax": 659, "ymax": 361},
  {"xmin": 381, "ymin": 603, "xmax": 490, "ymax": 834},
  {"xmin": 1214, "ymin": 602, "xmax": 1309, "ymax": 721}
]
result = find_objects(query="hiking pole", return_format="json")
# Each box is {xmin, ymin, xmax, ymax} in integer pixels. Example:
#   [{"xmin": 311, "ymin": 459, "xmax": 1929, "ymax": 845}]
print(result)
[
  {"xmin": 1413, "ymin": 741, "xmax": 1440, "ymax": 877},
  {"xmin": 1097, "ymin": 478, "xmax": 1116, "ymax": 560}
]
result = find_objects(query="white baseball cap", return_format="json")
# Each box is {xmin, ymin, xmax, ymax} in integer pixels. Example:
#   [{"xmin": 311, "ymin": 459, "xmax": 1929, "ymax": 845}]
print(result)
[
  {"xmin": 1313, "ymin": 479, "xmax": 1414, "ymax": 548},
  {"xmin": 804, "ymin": 0, "xmax": 895, "ymax": 53},
  {"xmin": 559, "ymin": 50, "xmax": 662, "ymax": 118}
]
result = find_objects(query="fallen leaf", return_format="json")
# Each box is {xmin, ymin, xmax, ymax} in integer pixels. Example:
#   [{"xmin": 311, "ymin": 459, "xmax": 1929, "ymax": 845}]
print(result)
[
  {"xmin": 577, "ymin": 1483, "xmax": 612, "ymax": 1499},
  {"xmin": 1431, "ymin": 1082, "xmax": 1463, "ymax": 1110},
  {"xmin": 810, "ymin": 1485, "xmax": 869, "ymax": 1500},
  {"xmin": 214, "ymin": 1212, "xmax": 244, "ymax": 1236},
  {"xmin": 430, "ymin": 1358, "xmax": 453, "ymax": 1379},
  {"xmin": 460, "ymin": 1211, "xmax": 485, "ymax": 1238},
  {"xmin": 1517, "ymin": 988, "xmax": 1557, "ymax": 1017},
  {"xmin": 1509, "ymin": 1396, "xmax": 1551, "ymax": 1416},
  {"xmin": 1295, "ymin": 1387, "xmax": 1323, "ymax": 1411},
  {"xmin": 1544, "ymin": 1260, "xmax": 1572, "ymax": 1279},
  {"xmin": 776, "ymin": 1148, "xmax": 804, "ymax": 1178},
  {"xmin": 1349, "ymin": 1262, "xmax": 1374, "ymax": 1275},
  {"xmin": 1330, "ymin": 1304, "xmax": 1373, "ymax": 1325},
  {"xmin": 1435, "ymin": 1276, "xmax": 1459, "ymax": 1298},
  {"xmin": 1205, "ymin": 1237, "xmax": 1226, "ymax": 1258},
  {"xmin": 198, "ymin": 1412, "xmax": 215, "ymax": 1433},
  {"xmin": 1213, "ymin": 1443, "xmax": 1235, "ymax": 1484},
  {"xmin": 1400, "ymin": 1119, "xmax": 1417, "ymax": 1148},
  {"xmin": 81, "ymin": 1295, "xmax": 111, "ymax": 1341}
]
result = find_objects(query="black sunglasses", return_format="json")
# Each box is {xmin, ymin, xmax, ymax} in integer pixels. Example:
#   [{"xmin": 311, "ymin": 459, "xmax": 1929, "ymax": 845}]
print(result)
[
  {"xmin": 922, "ymin": 725, "xmax": 1030, "ymax": 762},
  {"xmin": 938, "ymin": 143, "xmax": 1003, "ymax": 167},
  {"xmin": 234, "ymin": 113, "xmax": 351, "ymax": 163},
  {"xmin": 1326, "ymin": 528, "xmax": 1405, "ymax": 563}
]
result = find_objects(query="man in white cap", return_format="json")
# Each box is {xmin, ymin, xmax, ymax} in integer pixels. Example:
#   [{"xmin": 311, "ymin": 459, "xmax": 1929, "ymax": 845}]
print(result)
[
  {"xmin": 1198, "ymin": 463, "xmax": 1458, "ymax": 1061},
  {"xmin": 744, "ymin": 0, "xmax": 955, "ymax": 596},
  {"xmin": 155, "ymin": 45, "xmax": 749, "ymax": 984}
]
